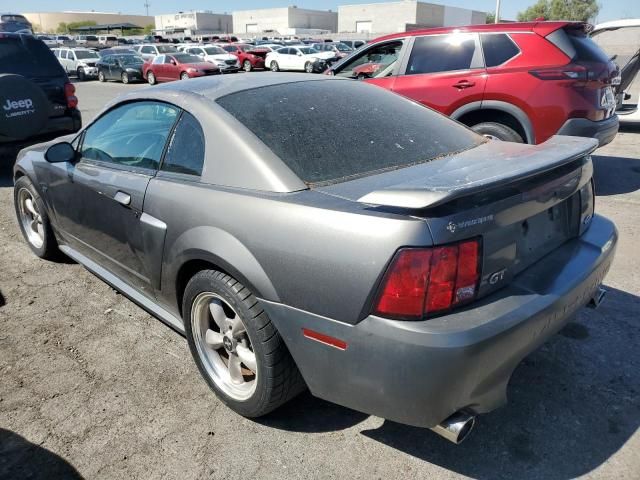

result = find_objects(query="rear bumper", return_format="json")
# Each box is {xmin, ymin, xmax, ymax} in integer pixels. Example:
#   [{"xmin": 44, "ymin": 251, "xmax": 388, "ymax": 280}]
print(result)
[
  {"xmin": 262, "ymin": 214, "xmax": 617, "ymax": 428},
  {"xmin": 557, "ymin": 115, "xmax": 619, "ymax": 147}
]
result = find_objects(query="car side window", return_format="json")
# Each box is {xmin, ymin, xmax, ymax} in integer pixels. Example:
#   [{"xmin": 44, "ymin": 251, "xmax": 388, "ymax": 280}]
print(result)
[
  {"xmin": 406, "ymin": 34, "xmax": 481, "ymax": 75},
  {"xmin": 334, "ymin": 40, "xmax": 404, "ymax": 79},
  {"xmin": 141, "ymin": 46, "xmax": 153, "ymax": 54},
  {"xmin": 152, "ymin": 55, "xmax": 165, "ymax": 64},
  {"xmin": 164, "ymin": 55, "xmax": 174, "ymax": 64},
  {"xmin": 161, "ymin": 112, "xmax": 205, "ymax": 177},
  {"xmin": 69, "ymin": 51, "xmax": 76, "ymax": 60},
  {"xmin": 480, "ymin": 33, "xmax": 520, "ymax": 67},
  {"xmin": 80, "ymin": 101, "xmax": 180, "ymax": 171}
]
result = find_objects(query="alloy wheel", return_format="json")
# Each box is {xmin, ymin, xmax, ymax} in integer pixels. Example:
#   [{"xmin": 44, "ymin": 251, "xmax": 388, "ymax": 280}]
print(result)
[
  {"xmin": 122, "ymin": 72, "xmax": 129, "ymax": 84},
  {"xmin": 17, "ymin": 188, "xmax": 44, "ymax": 249},
  {"xmin": 180, "ymin": 72, "xmax": 189, "ymax": 81},
  {"xmin": 243, "ymin": 60, "xmax": 252, "ymax": 72},
  {"xmin": 191, "ymin": 292, "xmax": 258, "ymax": 401}
]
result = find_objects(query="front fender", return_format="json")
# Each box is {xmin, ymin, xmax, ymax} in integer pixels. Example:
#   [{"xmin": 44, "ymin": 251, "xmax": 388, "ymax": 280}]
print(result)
[{"xmin": 162, "ymin": 225, "xmax": 280, "ymax": 310}]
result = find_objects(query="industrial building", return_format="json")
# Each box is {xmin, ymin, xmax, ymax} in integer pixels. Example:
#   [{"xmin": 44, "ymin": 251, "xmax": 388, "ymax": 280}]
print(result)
[
  {"xmin": 154, "ymin": 11, "xmax": 233, "ymax": 37},
  {"xmin": 232, "ymin": 6, "xmax": 338, "ymax": 35},
  {"xmin": 22, "ymin": 11, "xmax": 154, "ymax": 33},
  {"xmin": 338, "ymin": 1, "xmax": 486, "ymax": 34}
]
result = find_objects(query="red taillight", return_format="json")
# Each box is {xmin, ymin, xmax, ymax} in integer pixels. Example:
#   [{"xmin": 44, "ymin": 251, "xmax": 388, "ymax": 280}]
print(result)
[
  {"xmin": 373, "ymin": 239, "xmax": 481, "ymax": 320},
  {"xmin": 529, "ymin": 64, "xmax": 587, "ymax": 81},
  {"xmin": 64, "ymin": 82, "xmax": 78, "ymax": 109}
]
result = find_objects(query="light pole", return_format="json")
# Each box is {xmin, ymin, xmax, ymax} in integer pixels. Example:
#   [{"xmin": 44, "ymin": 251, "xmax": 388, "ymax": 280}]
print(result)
[
  {"xmin": 495, "ymin": 0, "xmax": 501, "ymax": 23},
  {"xmin": 144, "ymin": 1, "xmax": 151, "ymax": 17}
]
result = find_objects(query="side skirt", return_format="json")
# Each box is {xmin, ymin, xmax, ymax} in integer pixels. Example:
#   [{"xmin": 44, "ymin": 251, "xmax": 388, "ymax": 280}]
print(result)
[{"xmin": 59, "ymin": 244, "xmax": 185, "ymax": 335}]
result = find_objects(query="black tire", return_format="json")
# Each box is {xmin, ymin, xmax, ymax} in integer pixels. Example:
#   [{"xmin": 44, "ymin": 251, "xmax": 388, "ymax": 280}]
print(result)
[
  {"xmin": 98, "ymin": 70, "xmax": 106, "ymax": 82},
  {"xmin": 180, "ymin": 72, "xmax": 190, "ymax": 81},
  {"xmin": 147, "ymin": 71, "xmax": 156, "ymax": 85},
  {"xmin": 270, "ymin": 61, "xmax": 279, "ymax": 72},
  {"xmin": 183, "ymin": 270, "xmax": 305, "ymax": 417},
  {"xmin": 243, "ymin": 60, "xmax": 252, "ymax": 72},
  {"xmin": 13, "ymin": 176, "xmax": 59, "ymax": 259},
  {"xmin": 470, "ymin": 122, "xmax": 524, "ymax": 143},
  {"xmin": 77, "ymin": 67, "xmax": 85, "ymax": 81},
  {"xmin": 304, "ymin": 62, "xmax": 314, "ymax": 74},
  {"xmin": 121, "ymin": 72, "xmax": 129, "ymax": 84}
]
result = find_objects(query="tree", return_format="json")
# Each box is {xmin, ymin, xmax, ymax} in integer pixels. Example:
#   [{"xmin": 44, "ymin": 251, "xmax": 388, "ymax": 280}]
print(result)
[
  {"xmin": 67, "ymin": 20, "xmax": 97, "ymax": 31},
  {"xmin": 56, "ymin": 22, "xmax": 68, "ymax": 33},
  {"xmin": 517, "ymin": 0, "xmax": 599, "ymax": 22},
  {"xmin": 143, "ymin": 24, "xmax": 155, "ymax": 35},
  {"xmin": 486, "ymin": 12, "xmax": 496, "ymax": 23}
]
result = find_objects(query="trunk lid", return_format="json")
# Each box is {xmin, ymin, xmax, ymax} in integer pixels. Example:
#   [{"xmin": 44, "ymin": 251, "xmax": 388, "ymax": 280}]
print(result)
[{"xmin": 316, "ymin": 136, "xmax": 597, "ymax": 299}]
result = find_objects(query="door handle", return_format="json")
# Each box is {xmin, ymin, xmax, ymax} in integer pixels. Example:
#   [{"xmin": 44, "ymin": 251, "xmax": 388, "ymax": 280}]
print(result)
[
  {"xmin": 453, "ymin": 80, "xmax": 475, "ymax": 89},
  {"xmin": 114, "ymin": 191, "xmax": 131, "ymax": 206}
]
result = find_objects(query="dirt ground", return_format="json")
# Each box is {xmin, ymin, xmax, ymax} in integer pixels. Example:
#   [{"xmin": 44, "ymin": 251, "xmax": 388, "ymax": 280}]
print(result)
[{"xmin": 0, "ymin": 81, "xmax": 639, "ymax": 479}]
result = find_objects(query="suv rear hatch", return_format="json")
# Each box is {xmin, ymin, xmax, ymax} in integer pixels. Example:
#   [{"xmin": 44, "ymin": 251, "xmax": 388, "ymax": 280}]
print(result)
[
  {"xmin": 316, "ymin": 136, "xmax": 597, "ymax": 302},
  {"xmin": 541, "ymin": 23, "xmax": 619, "ymax": 121},
  {"xmin": 0, "ymin": 34, "xmax": 69, "ymax": 118}
]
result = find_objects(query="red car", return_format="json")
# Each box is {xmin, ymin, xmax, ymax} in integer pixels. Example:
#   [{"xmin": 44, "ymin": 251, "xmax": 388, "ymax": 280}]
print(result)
[
  {"xmin": 220, "ymin": 44, "xmax": 269, "ymax": 72},
  {"xmin": 143, "ymin": 53, "xmax": 219, "ymax": 84},
  {"xmin": 328, "ymin": 21, "xmax": 619, "ymax": 145}
]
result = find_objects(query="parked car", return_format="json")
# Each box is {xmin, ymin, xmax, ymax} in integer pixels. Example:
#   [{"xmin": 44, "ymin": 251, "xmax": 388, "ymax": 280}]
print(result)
[
  {"xmin": 265, "ymin": 46, "xmax": 333, "ymax": 73},
  {"xmin": 75, "ymin": 35, "xmax": 99, "ymax": 47},
  {"xmin": 219, "ymin": 44, "xmax": 269, "ymax": 71},
  {"xmin": 53, "ymin": 35, "xmax": 75, "ymax": 47},
  {"xmin": 97, "ymin": 35, "xmax": 118, "ymax": 47},
  {"xmin": 592, "ymin": 19, "xmax": 640, "ymax": 124},
  {"xmin": 134, "ymin": 44, "xmax": 178, "ymax": 62},
  {"xmin": 0, "ymin": 33, "xmax": 80, "ymax": 160},
  {"xmin": 182, "ymin": 45, "xmax": 241, "ymax": 73},
  {"xmin": 97, "ymin": 54, "xmax": 145, "ymax": 84},
  {"xmin": 37, "ymin": 35, "xmax": 58, "ymax": 48},
  {"xmin": 98, "ymin": 47, "xmax": 138, "ymax": 57},
  {"xmin": 12, "ymin": 74, "xmax": 616, "ymax": 444},
  {"xmin": 311, "ymin": 42, "xmax": 354, "ymax": 59},
  {"xmin": 0, "ymin": 13, "xmax": 32, "ymax": 34},
  {"xmin": 143, "ymin": 53, "xmax": 219, "ymax": 84},
  {"xmin": 328, "ymin": 21, "xmax": 620, "ymax": 145},
  {"xmin": 53, "ymin": 47, "xmax": 100, "ymax": 81},
  {"xmin": 339, "ymin": 39, "xmax": 367, "ymax": 50}
]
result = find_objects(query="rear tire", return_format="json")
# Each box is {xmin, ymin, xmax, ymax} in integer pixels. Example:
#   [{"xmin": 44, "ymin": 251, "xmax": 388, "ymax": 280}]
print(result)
[
  {"xmin": 98, "ymin": 70, "xmax": 106, "ymax": 82},
  {"xmin": 147, "ymin": 71, "xmax": 156, "ymax": 85},
  {"xmin": 183, "ymin": 270, "xmax": 305, "ymax": 417},
  {"xmin": 121, "ymin": 72, "xmax": 129, "ymax": 84},
  {"xmin": 180, "ymin": 72, "xmax": 190, "ymax": 81},
  {"xmin": 77, "ymin": 67, "xmax": 85, "ymax": 81},
  {"xmin": 243, "ymin": 60, "xmax": 252, "ymax": 72},
  {"xmin": 14, "ymin": 176, "xmax": 59, "ymax": 259},
  {"xmin": 270, "ymin": 61, "xmax": 279, "ymax": 72},
  {"xmin": 470, "ymin": 122, "xmax": 524, "ymax": 143}
]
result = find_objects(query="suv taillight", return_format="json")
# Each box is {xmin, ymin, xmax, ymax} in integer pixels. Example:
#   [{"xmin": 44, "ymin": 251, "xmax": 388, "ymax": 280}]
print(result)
[
  {"xmin": 373, "ymin": 239, "xmax": 481, "ymax": 320},
  {"xmin": 64, "ymin": 82, "xmax": 78, "ymax": 109},
  {"xmin": 529, "ymin": 63, "xmax": 587, "ymax": 81}
]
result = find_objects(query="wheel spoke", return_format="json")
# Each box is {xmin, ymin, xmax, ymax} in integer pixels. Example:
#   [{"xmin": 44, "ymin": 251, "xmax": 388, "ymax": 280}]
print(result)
[
  {"xmin": 24, "ymin": 197, "xmax": 37, "ymax": 217},
  {"xmin": 236, "ymin": 345, "xmax": 257, "ymax": 373},
  {"xmin": 205, "ymin": 329, "xmax": 224, "ymax": 349},
  {"xmin": 228, "ymin": 354, "xmax": 244, "ymax": 384},
  {"xmin": 230, "ymin": 316, "xmax": 246, "ymax": 338},
  {"xmin": 208, "ymin": 300, "xmax": 228, "ymax": 330}
]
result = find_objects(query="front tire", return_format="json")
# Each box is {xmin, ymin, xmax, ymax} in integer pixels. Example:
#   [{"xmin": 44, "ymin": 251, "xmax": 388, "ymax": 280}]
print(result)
[
  {"xmin": 14, "ymin": 176, "xmax": 58, "ymax": 259},
  {"xmin": 180, "ymin": 72, "xmax": 190, "ymax": 81},
  {"xmin": 270, "ymin": 61, "xmax": 279, "ymax": 72},
  {"xmin": 77, "ymin": 67, "xmax": 85, "ymax": 81},
  {"xmin": 98, "ymin": 70, "xmax": 105, "ymax": 82},
  {"xmin": 243, "ymin": 60, "xmax": 252, "ymax": 72},
  {"xmin": 183, "ymin": 270, "xmax": 305, "ymax": 417},
  {"xmin": 121, "ymin": 72, "xmax": 129, "ymax": 84},
  {"xmin": 147, "ymin": 71, "xmax": 156, "ymax": 85},
  {"xmin": 304, "ymin": 61, "xmax": 314, "ymax": 74},
  {"xmin": 471, "ymin": 122, "xmax": 524, "ymax": 143}
]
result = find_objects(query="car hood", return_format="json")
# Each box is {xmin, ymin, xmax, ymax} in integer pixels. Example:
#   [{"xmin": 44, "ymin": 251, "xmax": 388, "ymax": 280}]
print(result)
[
  {"xmin": 184, "ymin": 62, "xmax": 220, "ymax": 69},
  {"xmin": 205, "ymin": 54, "xmax": 237, "ymax": 62}
]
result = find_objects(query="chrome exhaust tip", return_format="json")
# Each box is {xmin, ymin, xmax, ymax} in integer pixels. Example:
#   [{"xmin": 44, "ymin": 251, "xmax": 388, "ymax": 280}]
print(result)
[
  {"xmin": 430, "ymin": 411, "xmax": 476, "ymax": 444},
  {"xmin": 587, "ymin": 286, "xmax": 607, "ymax": 309}
]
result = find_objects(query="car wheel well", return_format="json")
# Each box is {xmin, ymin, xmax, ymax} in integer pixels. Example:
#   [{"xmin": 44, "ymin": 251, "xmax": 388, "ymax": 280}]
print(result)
[
  {"xmin": 176, "ymin": 259, "xmax": 229, "ymax": 316},
  {"xmin": 457, "ymin": 109, "xmax": 528, "ymax": 144}
]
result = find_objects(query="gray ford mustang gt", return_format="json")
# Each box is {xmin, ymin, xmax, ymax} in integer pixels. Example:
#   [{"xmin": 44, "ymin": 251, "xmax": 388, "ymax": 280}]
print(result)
[{"xmin": 13, "ymin": 73, "xmax": 617, "ymax": 443}]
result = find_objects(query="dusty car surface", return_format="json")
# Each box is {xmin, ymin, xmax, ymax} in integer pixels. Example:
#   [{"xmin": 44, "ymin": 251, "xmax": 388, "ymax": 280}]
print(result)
[{"xmin": 13, "ymin": 74, "xmax": 617, "ymax": 443}]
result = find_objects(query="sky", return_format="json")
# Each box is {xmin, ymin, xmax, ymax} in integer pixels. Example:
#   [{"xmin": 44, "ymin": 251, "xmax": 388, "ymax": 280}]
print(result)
[{"xmin": 8, "ymin": 0, "xmax": 640, "ymax": 24}]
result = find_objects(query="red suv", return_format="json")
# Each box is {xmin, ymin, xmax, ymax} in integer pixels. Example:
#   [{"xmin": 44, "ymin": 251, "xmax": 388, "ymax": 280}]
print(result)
[{"xmin": 328, "ymin": 21, "xmax": 619, "ymax": 145}]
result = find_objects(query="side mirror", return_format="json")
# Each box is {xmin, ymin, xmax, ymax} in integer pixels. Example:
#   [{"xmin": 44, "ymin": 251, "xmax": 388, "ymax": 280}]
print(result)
[
  {"xmin": 45, "ymin": 142, "xmax": 76, "ymax": 163},
  {"xmin": 170, "ymin": 59, "xmax": 177, "ymax": 65},
  {"xmin": 297, "ymin": 52, "xmax": 303, "ymax": 56}
]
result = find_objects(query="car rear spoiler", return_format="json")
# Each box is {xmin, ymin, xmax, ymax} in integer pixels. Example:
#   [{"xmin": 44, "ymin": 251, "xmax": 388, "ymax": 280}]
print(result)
[{"xmin": 356, "ymin": 136, "xmax": 598, "ymax": 210}]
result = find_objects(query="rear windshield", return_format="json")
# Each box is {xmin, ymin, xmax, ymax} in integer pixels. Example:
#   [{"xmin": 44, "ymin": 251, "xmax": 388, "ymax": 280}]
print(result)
[
  {"xmin": 217, "ymin": 80, "xmax": 483, "ymax": 185},
  {"xmin": 0, "ymin": 35, "xmax": 64, "ymax": 76},
  {"xmin": 157, "ymin": 45, "xmax": 177, "ymax": 53},
  {"xmin": 548, "ymin": 27, "xmax": 610, "ymax": 63}
]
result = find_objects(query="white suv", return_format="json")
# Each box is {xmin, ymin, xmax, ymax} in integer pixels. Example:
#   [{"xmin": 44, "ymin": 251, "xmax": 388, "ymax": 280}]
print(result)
[{"xmin": 53, "ymin": 47, "xmax": 100, "ymax": 81}]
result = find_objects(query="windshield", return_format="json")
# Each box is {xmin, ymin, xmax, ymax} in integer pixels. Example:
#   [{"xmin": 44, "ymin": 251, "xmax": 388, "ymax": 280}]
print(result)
[
  {"xmin": 118, "ymin": 55, "xmax": 143, "ymax": 65},
  {"xmin": 217, "ymin": 81, "xmax": 483, "ymax": 185},
  {"xmin": 173, "ymin": 54, "xmax": 201, "ymax": 64},
  {"xmin": 204, "ymin": 46, "xmax": 226, "ymax": 55},
  {"xmin": 299, "ymin": 47, "xmax": 319, "ymax": 55},
  {"xmin": 87, "ymin": 36, "xmax": 98, "ymax": 41},
  {"xmin": 58, "ymin": 36, "xmax": 70, "ymax": 40},
  {"xmin": 157, "ymin": 45, "xmax": 177, "ymax": 53},
  {"xmin": 75, "ymin": 50, "xmax": 100, "ymax": 59},
  {"xmin": 336, "ymin": 43, "xmax": 353, "ymax": 52}
]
